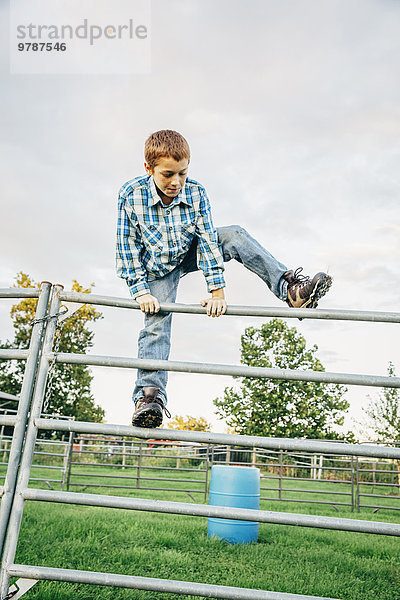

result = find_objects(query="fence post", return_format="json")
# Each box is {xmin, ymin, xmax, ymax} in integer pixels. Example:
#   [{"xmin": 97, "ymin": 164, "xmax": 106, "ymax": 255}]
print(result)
[
  {"xmin": 0, "ymin": 284, "xmax": 62, "ymax": 599},
  {"xmin": 0, "ymin": 412, "xmax": 6, "ymax": 453},
  {"xmin": 136, "ymin": 442, "xmax": 143, "ymax": 489},
  {"xmin": 176, "ymin": 445, "xmax": 181, "ymax": 470},
  {"xmin": 129, "ymin": 439, "xmax": 135, "ymax": 466},
  {"xmin": 279, "ymin": 449, "xmax": 283, "ymax": 500},
  {"xmin": 318, "ymin": 455, "xmax": 323, "ymax": 480},
  {"xmin": 1, "ymin": 442, "xmax": 8, "ymax": 466},
  {"xmin": 64, "ymin": 432, "xmax": 75, "ymax": 492},
  {"xmin": 396, "ymin": 459, "xmax": 400, "ymax": 493},
  {"xmin": 251, "ymin": 447, "xmax": 256, "ymax": 467},
  {"xmin": 311, "ymin": 454, "xmax": 315, "ymax": 480},
  {"xmin": 351, "ymin": 456, "xmax": 355, "ymax": 512},
  {"xmin": 210, "ymin": 444, "xmax": 215, "ymax": 468},
  {"xmin": 355, "ymin": 457, "xmax": 360, "ymax": 513},
  {"xmin": 60, "ymin": 437, "xmax": 69, "ymax": 491},
  {"xmin": 226, "ymin": 445, "xmax": 231, "ymax": 464},
  {"xmin": 204, "ymin": 444, "xmax": 210, "ymax": 502},
  {"xmin": 0, "ymin": 282, "xmax": 51, "ymax": 560},
  {"xmin": 122, "ymin": 439, "xmax": 126, "ymax": 471}
]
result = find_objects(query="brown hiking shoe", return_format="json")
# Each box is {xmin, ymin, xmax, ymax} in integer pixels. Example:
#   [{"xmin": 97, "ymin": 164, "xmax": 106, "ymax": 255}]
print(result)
[
  {"xmin": 131, "ymin": 386, "xmax": 171, "ymax": 428},
  {"xmin": 283, "ymin": 268, "xmax": 332, "ymax": 309}
]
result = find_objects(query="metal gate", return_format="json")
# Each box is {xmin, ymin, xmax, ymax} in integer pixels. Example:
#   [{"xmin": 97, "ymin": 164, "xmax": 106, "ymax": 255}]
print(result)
[{"xmin": 1, "ymin": 282, "xmax": 400, "ymax": 600}]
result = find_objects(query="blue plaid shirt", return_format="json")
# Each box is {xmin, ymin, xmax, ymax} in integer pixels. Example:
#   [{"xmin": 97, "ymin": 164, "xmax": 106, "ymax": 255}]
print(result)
[{"xmin": 116, "ymin": 175, "xmax": 226, "ymax": 298}]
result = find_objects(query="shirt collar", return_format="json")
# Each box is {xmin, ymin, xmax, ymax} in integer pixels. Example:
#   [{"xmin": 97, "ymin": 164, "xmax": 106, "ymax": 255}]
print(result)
[{"xmin": 148, "ymin": 176, "xmax": 192, "ymax": 207}]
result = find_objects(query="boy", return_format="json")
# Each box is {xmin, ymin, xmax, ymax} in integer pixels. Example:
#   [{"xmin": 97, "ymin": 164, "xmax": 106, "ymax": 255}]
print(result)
[{"xmin": 116, "ymin": 130, "xmax": 332, "ymax": 428}]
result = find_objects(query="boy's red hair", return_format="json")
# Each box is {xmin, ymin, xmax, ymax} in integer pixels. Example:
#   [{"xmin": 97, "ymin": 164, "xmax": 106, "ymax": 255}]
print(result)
[{"xmin": 145, "ymin": 130, "xmax": 190, "ymax": 169}]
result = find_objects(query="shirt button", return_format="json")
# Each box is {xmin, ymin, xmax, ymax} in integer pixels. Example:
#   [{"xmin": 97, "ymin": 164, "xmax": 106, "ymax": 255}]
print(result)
[{"xmin": 166, "ymin": 210, "xmax": 170, "ymax": 214}]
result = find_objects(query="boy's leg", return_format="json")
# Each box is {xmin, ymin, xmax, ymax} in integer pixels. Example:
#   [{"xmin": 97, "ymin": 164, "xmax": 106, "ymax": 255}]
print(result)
[
  {"xmin": 216, "ymin": 225, "xmax": 289, "ymax": 300},
  {"xmin": 132, "ymin": 267, "xmax": 181, "ymax": 426},
  {"xmin": 216, "ymin": 225, "xmax": 332, "ymax": 308}
]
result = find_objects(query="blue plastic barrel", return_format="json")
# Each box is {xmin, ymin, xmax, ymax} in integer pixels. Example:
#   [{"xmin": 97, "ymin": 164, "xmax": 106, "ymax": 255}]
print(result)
[{"xmin": 208, "ymin": 465, "xmax": 260, "ymax": 544}]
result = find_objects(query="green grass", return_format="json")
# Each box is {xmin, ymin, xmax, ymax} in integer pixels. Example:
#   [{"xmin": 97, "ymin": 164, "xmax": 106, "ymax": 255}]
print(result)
[{"xmin": 3, "ymin": 466, "xmax": 400, "ymax": 600}]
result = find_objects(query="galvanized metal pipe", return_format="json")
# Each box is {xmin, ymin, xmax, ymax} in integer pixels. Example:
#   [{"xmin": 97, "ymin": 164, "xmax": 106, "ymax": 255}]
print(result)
[
  {"xmin": 0, "ymin": 350, "xmax": 29, "ymax": 361},
  {"xmin": 359, "ymin": 492, "xmax": 400, "ymax": 500},
  {"xmin": 0, "ymin": 417, "xmax": 17, "ymax": 428},
  {"xmin": 30, "ymin": 464, "xmax": 64, "ymax": 471},
  {"xmin": 8, "ymin": 564, "xmax": 339, "ymax": 600},
  {"xmin": 0, "ymin": 285, "xmax": 62, "ymax": 598},
  {"xmin": 0, "ymin": 282, "xmax": 51, "ymax": 559},
  {"xmin": 59, "ymin": 290, "xmax": 400, "ymax": 324},
  {"xmin": 0, "ymin": 393, "xmax": 19, "ymax": 402},
  {"xmin": 52, "ymin": 352, "xmax": 400, "ymax": 389},
  {"xmin": 359, "ymin": 503, "xmax": 400, "ymax": 511},
  {"xmin": 69, "ymin": 472, "xmax": 203, "ymax": 483},
  {"xmin": 0, "ymin": 289, "xmax": 40, "ymax": 299},
  {"xmin": 260, "ymin": 498, "xmax": 351, "ymax": 507},
  {"xmin": 69, "ymin": 484, "xmax": 205, "ymax": 493},
  {"xmin": 21, "ymin": 488, "xmax": 400, "ymax": 536},
  {"xmin": 35, "ymin": 418, "xmax": 400, "ymax": 460}
]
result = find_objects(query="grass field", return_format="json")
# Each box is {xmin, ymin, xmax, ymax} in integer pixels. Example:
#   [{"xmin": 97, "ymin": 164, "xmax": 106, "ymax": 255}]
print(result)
[{"xmin": 2, "ymin": 465, "xmax": 400, "ymax": 600}]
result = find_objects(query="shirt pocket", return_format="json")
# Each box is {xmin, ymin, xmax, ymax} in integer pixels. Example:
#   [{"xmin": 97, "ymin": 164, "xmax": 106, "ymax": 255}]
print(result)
[
  {"xmin": 179, "ymin": 220, "xmax": 196, "ymax": 246},
  {"xmin": 139, "ymin": 222, "xmax": 164, "ymax": 251}
]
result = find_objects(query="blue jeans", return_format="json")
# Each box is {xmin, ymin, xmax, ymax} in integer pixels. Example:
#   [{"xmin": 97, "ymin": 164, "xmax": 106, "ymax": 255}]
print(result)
[{"xmin": 133, "ymin": 225, "xmax": 288, "ymax": 406}]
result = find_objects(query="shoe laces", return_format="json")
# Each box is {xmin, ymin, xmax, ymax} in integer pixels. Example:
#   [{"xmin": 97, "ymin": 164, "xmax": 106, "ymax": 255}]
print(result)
[
  {"xmin": 154, "ymin": 397, "xmax": 171, "ymax": 419},
  {"xmin": 291, "ymin": 267, "xmax": 310, "ymax": 287}
]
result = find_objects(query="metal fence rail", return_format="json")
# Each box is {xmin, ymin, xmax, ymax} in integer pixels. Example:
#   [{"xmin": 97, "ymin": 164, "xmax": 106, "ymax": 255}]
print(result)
[
  {"xmin": 0, "ymin": 434, "xmax": 72, "ymax": 491},
  {"xmin": 0, "ymin": 418, "xmax": 17, "ymax": 429},
  {"xmin": 0, "ymin": 283, "xmax": 51, "ymax": 560},
  {"xmin": 1, "ymin": 284, "xmax": 400, "ymax": 599},
  {"xmin": 66, "ymin": 435, "xmax": 209, "ymax": 501},
  {"xmin": 59, "ymin": 290, "xmax": 400, "ymax": 323},
  {"xmin": 0, "ymin": 392, "xmax": 20, "ymax": 405},
  {"xmin": 53, "ymin": 351, "xmax": 400, "ymax": 389},
  {"xmin": 258, "ymin": 452, "xmax": 354, "ymax": 510},
  {"xmin": 7, "ymin": 564, "xmax": 339, "ymax": 600},
  {"xmin": 0, "ymin": 289, "xmax": 41, "ymax": 299},
  {"xmin": 20, "ymin": 485, "xmax": 400, "ymax": 537},
  {"xmin": 355, "ymin": 456, "xmax": 400, "ymax": 513},
  {"xmin": 34, "ymin": 418, "xmax": 400, "ymax": 459}
]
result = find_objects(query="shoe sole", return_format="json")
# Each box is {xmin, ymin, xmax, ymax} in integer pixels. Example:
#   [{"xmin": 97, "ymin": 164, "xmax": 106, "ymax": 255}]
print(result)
[
  {"xmin": 132, "ymin": 406, "xmax": 163, "ymax": 428},
  {"xmin": 307, "ymin": 274, "xmax": 333, "ymax": 309}
]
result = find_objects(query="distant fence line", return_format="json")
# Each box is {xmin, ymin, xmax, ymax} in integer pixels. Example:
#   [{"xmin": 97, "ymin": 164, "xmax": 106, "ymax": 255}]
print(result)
[{"xmin": 1, "ymin": 430, "xmax": 398, "ymax": 512}]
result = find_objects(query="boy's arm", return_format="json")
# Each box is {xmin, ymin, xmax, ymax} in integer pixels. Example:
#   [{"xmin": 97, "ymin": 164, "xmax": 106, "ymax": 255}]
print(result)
[
  {"xmin": 195, "ymin": 188, "xmax": 226, "ymax": 291},
  {"xmin": 196, "ymin": 188, "xmax": 227, "ymax": 317},
  {"xmin": 116, "ymin": 195, "xmax": 151, "ymax": 299}
]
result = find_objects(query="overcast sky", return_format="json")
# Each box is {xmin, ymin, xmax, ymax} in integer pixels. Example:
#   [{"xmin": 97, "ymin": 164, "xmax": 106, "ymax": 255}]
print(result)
[{"xmin": 1, "ymin": 0, "xmax": 400, "ymax": 436}]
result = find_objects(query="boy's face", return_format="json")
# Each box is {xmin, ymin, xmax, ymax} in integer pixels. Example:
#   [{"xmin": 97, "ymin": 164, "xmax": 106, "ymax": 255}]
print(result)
[{"xmin": 145, "ymin": 156, "xmax": 189, "ymax": 199}]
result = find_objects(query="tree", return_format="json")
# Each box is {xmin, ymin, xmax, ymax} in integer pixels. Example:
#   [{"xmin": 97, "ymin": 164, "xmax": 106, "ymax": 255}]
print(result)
[
  {"xmin": 167, "ymin": 415, "xmax": 211, "ymax": 432},
  {"xmin": 0, "ymin": 272, "xmax": 105, "ymax": 426},
  {"xmin": 362, "ymin": 362, "xmax": 400, "ymax": 443},
  {"xmin": 214, "ymin": 318, "xmax": 349, "ymax": 439}
]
